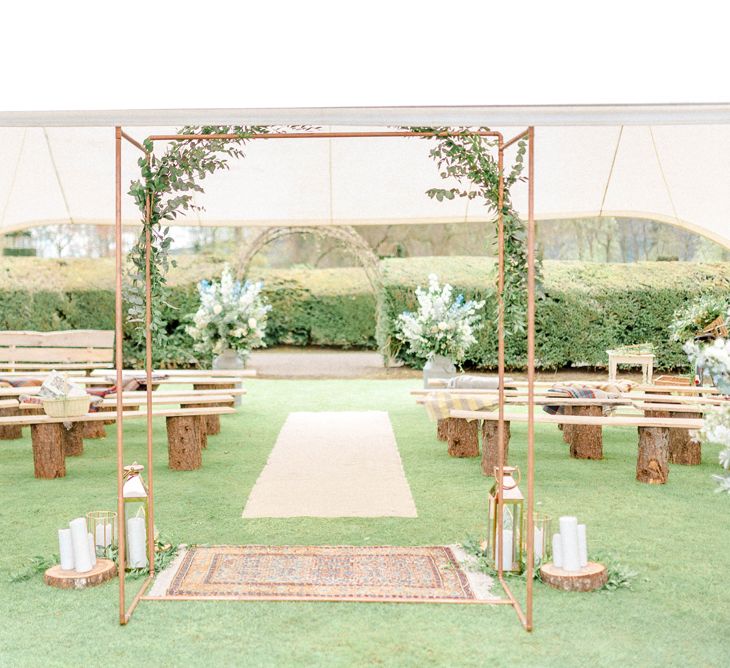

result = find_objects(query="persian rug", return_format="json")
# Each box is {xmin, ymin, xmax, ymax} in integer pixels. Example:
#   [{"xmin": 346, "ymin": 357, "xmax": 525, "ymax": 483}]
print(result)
[
  {"xmin": 242, "ymin": 411, "xmax": 417, "ymax": 518},
  {"xmin": 146, "ymin": 545, "xmax": 495, "ymax": 603}
]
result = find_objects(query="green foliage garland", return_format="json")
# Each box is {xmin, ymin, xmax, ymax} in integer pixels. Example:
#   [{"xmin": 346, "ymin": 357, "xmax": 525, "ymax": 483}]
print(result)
[
  {"xmin": 126, "ymin": 125, "xmax": 269, "ymax": 344},
  {"xmin": 409, "ymin": 127, "xmax": 541, "ymax": 335}
]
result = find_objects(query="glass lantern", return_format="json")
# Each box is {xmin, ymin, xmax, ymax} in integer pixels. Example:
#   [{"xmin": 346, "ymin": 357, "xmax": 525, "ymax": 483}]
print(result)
[
  {"xmin": 528, "ymin": 512, "xmax": 552, "ymax": 566},
  {"xmin": 86, "ymin": 510, "xmax": 117, "ymax": 557},
  {"xmin": 122, "ymin": 462, "xmax": 149, "ymax": 568},
  {"xmin": 486, "ymin": 465, "xmax": 524, "ymax": 573}
]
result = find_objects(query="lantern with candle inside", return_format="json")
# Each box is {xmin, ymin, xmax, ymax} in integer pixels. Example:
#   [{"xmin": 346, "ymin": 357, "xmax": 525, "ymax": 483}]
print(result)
[
  {"xmin": 86, "ymin": 510, "xmax": 117, "ymax": 557},
  {"xmin": 122, "ymin": 463, "xmax": 149, "ymax": 569},
  {"xmin": 528, "ymin": 512, "xmax": 552, "ymax": 565},
  {"xmin": 486, "ymin": 465, "xmax": 524, "ymax": 573}
]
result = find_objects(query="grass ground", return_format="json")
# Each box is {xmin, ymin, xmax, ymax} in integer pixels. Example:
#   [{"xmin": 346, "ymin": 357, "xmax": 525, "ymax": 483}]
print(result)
[{"xmin": 1, "ymin": 379, "xmax": 728, "ymax": 667}]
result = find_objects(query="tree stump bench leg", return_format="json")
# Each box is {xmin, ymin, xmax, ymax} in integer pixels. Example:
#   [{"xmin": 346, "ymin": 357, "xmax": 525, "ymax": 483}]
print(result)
[
  {"xmin": 0, "ymin": 406, "xmax": 23, "ymax": 440},
  {"xmin": 481, "ymin": 419, "xmax": 511, "ymax": 476},
  {"xmin": 83, "ymin": 419, "xmax": 106, "ymax": 439},
  {"xmin": 668, "ymin": 411, "xmax": 702, "ymax": 465},
  {"xmin": 446, "ymin": 418, "xmax": 479, "ymax": 458},
  {"xmin": 166, "ymin": 415, "xmax": 203, "ymax": 470},
  {"xmin": 98, "ymin": 405, "xmax": 117, "ymax": 425},
  {"xmin": 636, "ymin": 425, "xmax": 670, "ymax": 484},
  {"xmin": 567, "ymin": 405, "xmax": 603, "ymax": 460},
  {"xmin": 193, "ymin": 383, "xmax": 235, "ymax": 435},
  {"xmin": 62, "ymin": 422, "xmax": 85, "ymax": 457},
  {"xmin": 31, "ymin": 423, "xmax": 66, "ymax": 479},
  {"xmin": 559, "ymin": 406, "xmax": 574, "ymax": 444},
  {"xmin": 436, "ymin": 419, "xmax": 449, "ymax": 442}
]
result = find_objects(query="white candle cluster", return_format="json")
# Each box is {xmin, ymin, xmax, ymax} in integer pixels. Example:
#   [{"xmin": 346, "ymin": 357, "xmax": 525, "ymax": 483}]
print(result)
[
  {"xmin": 57, "ymin": 517, "xmax": 98, "ymax": 573},
  {"xmin": 552, "ymin": 516, "xmax": 589, "ymax": 572}
]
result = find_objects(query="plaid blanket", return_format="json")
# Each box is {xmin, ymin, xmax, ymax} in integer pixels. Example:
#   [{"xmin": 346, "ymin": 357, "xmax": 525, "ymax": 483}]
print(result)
[
  {"xmin": 542, "ymin": 382, "xmax": 629, "ymax": 415},
  {"xmin": 423, "ymin": 392, "xmax": 498, "ymax": 421}
]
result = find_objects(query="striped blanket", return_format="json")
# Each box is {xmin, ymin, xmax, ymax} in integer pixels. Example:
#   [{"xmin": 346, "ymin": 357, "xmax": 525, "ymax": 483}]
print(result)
[
  {"xmin": 0, "ymin": 377, "xmax": 43, "ymax": 388},
  {"xmin": 424, "ymin": 393, "xmax": 498, "ymax": 421},
  {"xmin": 543, "ymin": 383, "xmax": 627, "ymax": 415}
]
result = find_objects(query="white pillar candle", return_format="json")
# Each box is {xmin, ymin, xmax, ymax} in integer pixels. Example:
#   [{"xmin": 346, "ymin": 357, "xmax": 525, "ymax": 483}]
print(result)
[
  {"xmin": 69, "ymin": 517, "xmax": 92, "ymax": 573},
  {"xmin": 533, "ymin": 527, "xmax": 544, "ymax": 562},
  {"xmin": 95, "ymin": 523, "xmax": 113, "ymax": 548},
  {"xmin": 577, "ymin": 524, "xmax": 588, "ymax": 567},
  {"xmin": 495, "ymin": 529, "xmax": 514, "ymax": 570},
  {"xmin": 552, "ymin": 533, "xmax": 563, "ymax": 568},
  {"xmin": 559, "ymin": 516, "xmax": 581, "ymax": 572},
  {"xmin": 87, "ymin": 533, "xmax": 97, "ymax": 567},
  {"xmin": 58, "ymin": 528, "xmax": 75, "ymax": 571},
  {"xmin": 127, "ymin": 517, "xmax": 148, "ymax": 568}
]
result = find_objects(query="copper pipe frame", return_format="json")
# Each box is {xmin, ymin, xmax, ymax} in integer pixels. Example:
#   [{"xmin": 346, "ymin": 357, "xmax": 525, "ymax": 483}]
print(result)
[{"xmin": 114, "ymin": 126, "xmax": 536, "ymax": 630}]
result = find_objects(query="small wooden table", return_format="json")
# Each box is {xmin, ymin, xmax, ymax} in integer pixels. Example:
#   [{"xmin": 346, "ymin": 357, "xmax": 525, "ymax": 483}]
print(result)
[{"xmin": 607, "ymin": 350, "xmax": 654, "ymax": 383}]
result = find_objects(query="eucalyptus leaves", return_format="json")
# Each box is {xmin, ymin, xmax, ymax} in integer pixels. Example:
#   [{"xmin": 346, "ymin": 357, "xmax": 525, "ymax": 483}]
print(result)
[
  {"xmin": 125, "ymin": 125, "xmax": 268, "ymax": 344},
  {"xmin": 410, "ymin": 126, "xmax": 540, "ymax": 335}
]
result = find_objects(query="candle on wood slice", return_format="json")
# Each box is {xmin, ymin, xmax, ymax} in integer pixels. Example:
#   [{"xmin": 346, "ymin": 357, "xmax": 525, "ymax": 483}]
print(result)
[
  {"xmin": 58, "ymin": 529, "xmax": 74, "ymax": 571},
  {"xmin": 552, "ymin": 533, "xmax": 563, "ymax": 568},
  {"xmin": 95, "ymin": 523, "xmax": 113, "ymax": 548},
  {"xmin": 577, "ymin": 524, "xmax": 588, "ymax": 567},
  {"xmin": 127, "ymin": 517, "xmax": 148, "ymax": 568},
  {"xmin": 559, "ymin": 516, "xmax": 581, "ymax": 572},
  {"xmin": 69, "ymin": 518, "xmax": 92, "ymax": 573},
  {"xmin": 87, "ymin": 533, "xmax": 97, "ymax": 567}
]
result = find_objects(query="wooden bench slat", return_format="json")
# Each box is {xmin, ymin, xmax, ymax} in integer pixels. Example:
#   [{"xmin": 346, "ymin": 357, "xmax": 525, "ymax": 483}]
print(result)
[
  {"xmin": 89, "ymin": 368, "xmax": 256, "ymax": 378},
  {"xmin": 0, "ymin": 406, "xmax": 236, "ymax": 427},
  {"xmin": 0, "ymin": 347, "xmax": 114, "ymax": 363},
  {"xmin": 449, "ymin": 409, "xmax": 705, "ymax": 430},
  {"xmin": 0, "ymin": 330, "xmax": 114, "ymax": 348}
]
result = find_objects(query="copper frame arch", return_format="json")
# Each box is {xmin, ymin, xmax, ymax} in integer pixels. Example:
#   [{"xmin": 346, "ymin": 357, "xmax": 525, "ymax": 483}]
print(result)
[{"xmin": 114, "ymin": 127, "xmax": 537, "ymax": 630}]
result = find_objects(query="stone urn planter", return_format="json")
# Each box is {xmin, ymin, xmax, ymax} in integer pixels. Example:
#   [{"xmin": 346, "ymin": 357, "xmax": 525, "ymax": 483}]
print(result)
[
  {"xmin": 213, "ymin": 348, "xmax": 246, "ymax": 406},
  {"xmin": 423, "ymin": 354, "xmax": 456, "ymax": 388}
]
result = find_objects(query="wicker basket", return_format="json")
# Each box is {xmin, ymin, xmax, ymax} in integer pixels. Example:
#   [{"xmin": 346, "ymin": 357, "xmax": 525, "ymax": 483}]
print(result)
[{"xmin": 42, "ymin": 396, "xmax": 92, "ymax": 418}]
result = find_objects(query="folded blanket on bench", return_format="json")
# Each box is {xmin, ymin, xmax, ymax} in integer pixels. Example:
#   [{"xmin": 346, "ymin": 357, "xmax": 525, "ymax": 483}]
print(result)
[
  {"xmin": 543, "ymin": 383, "xmax": 626, "ymax": 415},
  {"xmin": 424, "ymin": 392, "xmax": 498, "ymax": 421},
  {"xmin": 447, "ymin": 375, "xmax": 514, "ymax": 390},
  {"xmin": 0, "ymin": 377, "xmax": 43, "ymax": 388}
]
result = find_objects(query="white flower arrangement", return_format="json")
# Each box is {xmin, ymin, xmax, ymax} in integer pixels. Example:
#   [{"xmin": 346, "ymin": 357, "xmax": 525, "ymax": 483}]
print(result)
[
  {"xmin": 186, "ymin": 265, "xmax": 271, "ymax": 359},
  {"xmin": 396, "ymin": 274, "xmax": 485, "ymax": 363},
  {"xmin": 685, "ymin": 338, "xmax": 730, "ymax": 494}
]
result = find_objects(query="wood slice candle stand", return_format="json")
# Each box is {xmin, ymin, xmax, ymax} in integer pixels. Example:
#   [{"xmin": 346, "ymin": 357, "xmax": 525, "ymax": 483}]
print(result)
[
  {"xmin": 540, "ymin": 561, "xmax": 607, "ymax": 592},
  {"xmin": 44, "ymin": 559, "xmax": 117, "ymax": 589}
]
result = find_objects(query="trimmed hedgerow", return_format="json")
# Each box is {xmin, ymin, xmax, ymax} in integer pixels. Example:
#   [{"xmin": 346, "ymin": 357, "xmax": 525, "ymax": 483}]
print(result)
[{"xmin": 0, "ymin": 256, "xmax": 728, "ymax": 370}]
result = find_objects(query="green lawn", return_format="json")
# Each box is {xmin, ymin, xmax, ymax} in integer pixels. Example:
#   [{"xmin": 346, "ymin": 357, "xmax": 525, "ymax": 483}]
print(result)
[{"xmin": 1, "ymin": 379, "xmax": 728, "ymax": 667}]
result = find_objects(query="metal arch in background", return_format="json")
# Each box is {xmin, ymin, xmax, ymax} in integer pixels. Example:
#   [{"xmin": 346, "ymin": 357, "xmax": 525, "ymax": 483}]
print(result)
[
  {"xmin": 235, "ymin": 225, "xmax": 383, "ymax": 294},
  {"xmin": 114, "ymin": 126, "xmax": 536, "ymax": 632}
]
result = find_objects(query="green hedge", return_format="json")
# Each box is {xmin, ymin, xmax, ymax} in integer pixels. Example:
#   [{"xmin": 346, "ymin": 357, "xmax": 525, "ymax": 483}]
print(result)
[{"xmin": 0, "ymin": 256, "xmax": 728, "ymax": 370}]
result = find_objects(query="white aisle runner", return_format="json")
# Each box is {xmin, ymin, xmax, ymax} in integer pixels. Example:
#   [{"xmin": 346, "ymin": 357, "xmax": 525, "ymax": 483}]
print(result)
[{"xmin": 242, "ymin": 411, "xmax": 417, "ymax": 518}]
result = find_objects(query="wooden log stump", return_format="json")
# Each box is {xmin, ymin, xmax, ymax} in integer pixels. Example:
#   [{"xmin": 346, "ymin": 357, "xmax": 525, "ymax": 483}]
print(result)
[
  {"xmin": 446, "ymin": 418, "xmax": 479, "ymax": 458},
  {"xmin": 540, "ymin": 562, "xmax": 608, "ymax": 592},
  {"xmin": 436, "ymin": 419, "xmax": 449, "ymax": 442},
  {"xmin": 636, "ymin": 425, "xmax": 670, "ymax": 484},
  {"xmin": 98, "ymin": 405, "xmax": 117, "ymax": 425},
  {"xmin": 567, "ymin": 405, "xmax": 603, "ymax": 460},
  {"xmin": 193, "ymin": 383, "xmax": 235, "ymax": 435},
  {"xmin": 62, "ymin": 422, "xmax": 85, "ymax": 457},
  {"xmin": 44, "ymin": 559, "xmax": 116, "ymax": 589},
  {"xmin": 166, "ymin": 415, "xmax": 203, "ymax": 470},
  {"xmin": 83, "ymin": 420, "xmax": 106, "ymax": 439},
  {"xmin": 481, "ymin": 419, "xmax": 511, "ymax": 476},
  {"xmin": 645, "ymin": 409, "xmax": 702, "ymax": 466},
  {"xmin": 0, "ymin": 405, "xmax": 22, "ymax": 440},
  {"xmin": 559, "ymin": 406, "xmax": 575, "ymax": 444},
  {"xmin": 30, "ymin": 423, "xmax": 66, "ymax": 479}
]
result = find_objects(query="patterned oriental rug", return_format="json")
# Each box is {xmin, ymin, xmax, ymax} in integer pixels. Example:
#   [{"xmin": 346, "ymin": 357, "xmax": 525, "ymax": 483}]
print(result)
[{"xmin": 147, "ymin": 545, "xmax": 495, "ymax": 603}]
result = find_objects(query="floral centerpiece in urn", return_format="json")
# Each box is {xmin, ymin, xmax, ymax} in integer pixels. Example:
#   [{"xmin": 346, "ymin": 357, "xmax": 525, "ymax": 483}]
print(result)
[
  {"xmin": 396, "ymin": 273, "xmax": 485, "ymax": 387},
  {"xmin": 187, "ymin": 264, "xmax": 271, "ymax": 369}
]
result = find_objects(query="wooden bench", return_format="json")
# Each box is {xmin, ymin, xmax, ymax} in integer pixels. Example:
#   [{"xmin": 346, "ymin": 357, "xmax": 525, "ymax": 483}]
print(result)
[
  {"xmin": 0, "ymin": 330, "xmax": 114, "ymax": 372},
  {"xmin": 1, "ymin": 403, "xmax": 236, "ymax": 479},
  {"xmin": 450, "ymin": 408, "xmax": 704, "ymax": 485}
]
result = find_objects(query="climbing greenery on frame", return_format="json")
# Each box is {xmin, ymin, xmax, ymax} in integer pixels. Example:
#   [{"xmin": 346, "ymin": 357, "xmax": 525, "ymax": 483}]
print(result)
[
  {"xmin": 410, "ymin": 127, "xmax": 542, "ymax": 335},
  {"xmin": 125, "ymin": 125, "xmax": 269, "ymax": 344}
]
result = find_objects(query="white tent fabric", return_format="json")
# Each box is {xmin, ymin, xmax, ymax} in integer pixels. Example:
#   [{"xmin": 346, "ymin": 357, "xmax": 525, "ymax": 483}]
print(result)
[{"xmin": 1, "ymin": 122, "xmax": 729, "ymax": 247}]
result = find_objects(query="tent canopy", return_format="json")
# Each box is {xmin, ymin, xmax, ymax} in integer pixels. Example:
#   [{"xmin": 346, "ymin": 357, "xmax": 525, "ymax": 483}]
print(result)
[{"xmin": 1, "ymin": 107, "xmax": 729, "ymax": 248}]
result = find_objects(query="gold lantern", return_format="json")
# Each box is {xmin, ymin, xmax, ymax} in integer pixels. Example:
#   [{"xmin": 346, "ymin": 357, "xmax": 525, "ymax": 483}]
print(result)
[
  {"xmin": 486, "ymin": 465, "xmax": 524, "ymax": 573},
  {"xmin": 122, "ymin": 463, "xmax": 149, "ymax": 569},
  {"xmin": 528, "ymin": 512, "xmax": 552, "ymax": 566},
  {"xmin": 86, "ymin": 510, "xmax": 117, "ymax": 557}
]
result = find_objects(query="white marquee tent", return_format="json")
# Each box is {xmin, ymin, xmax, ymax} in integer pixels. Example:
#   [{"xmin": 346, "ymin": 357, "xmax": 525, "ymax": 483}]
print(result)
[{"xmin": 0, "ymin": 105, "xmax": 729, "ymax": 247}]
